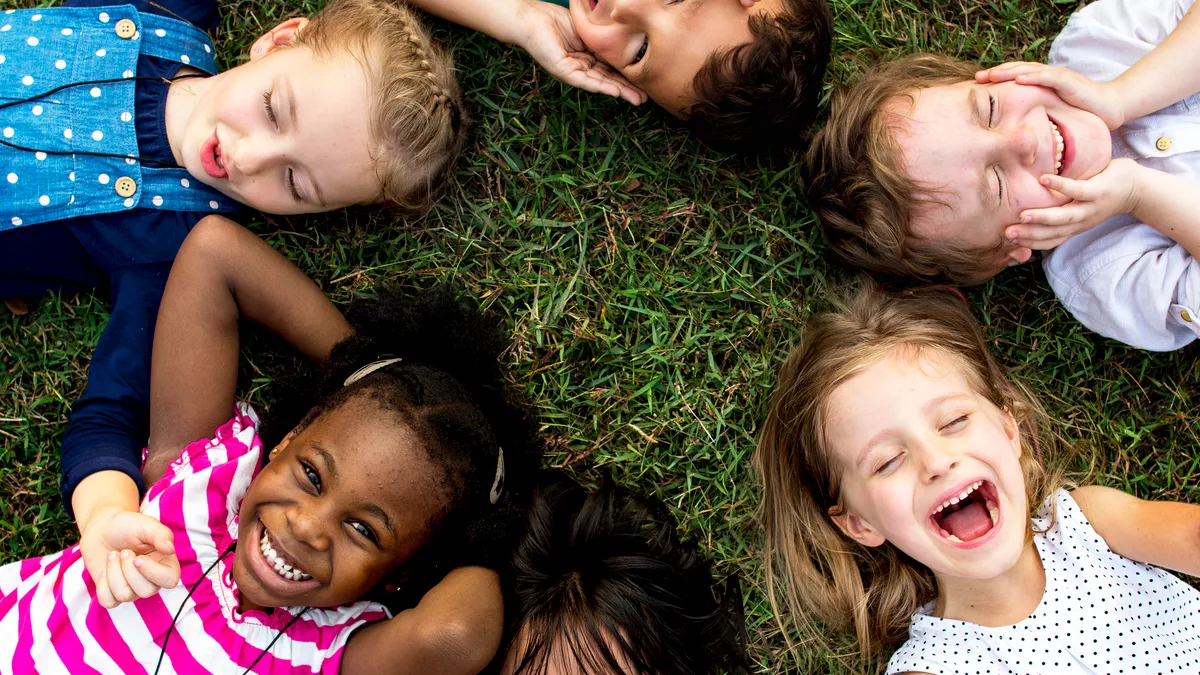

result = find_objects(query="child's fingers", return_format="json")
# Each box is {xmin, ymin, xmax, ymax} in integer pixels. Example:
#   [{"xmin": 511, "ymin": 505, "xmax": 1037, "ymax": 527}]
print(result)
[
  {"xmin": 975, "ymin": 62, "xmax": 1044, "ymax": 82},
  {"xmin": 137, "ymin": 518, "xmax": 175, "ymax": 556},
  {"xmin": 1038, "ymin": 174, "xmax": 1092, "ymax": 201},
  {"xmin": 133, "ymin": 554, "xmax": 181, "ymax": 590},
  {"xmin": 120, "ymin": 553, "xmax": 162, "ymax": 599},
  {"xmin": 1012, "ymin": 230, "xmax": 1075, "ymax": 250},
  {"xmin": 95, "ymin": 567, "xmax": 119, "ymax": 609},
  {"xmin": 105, "ymin": 550, "xmax": 137, "ymax": 604},
  {"xmin": 1018, "ymin": 205, "xmax": 1091, "ymax": 229}
]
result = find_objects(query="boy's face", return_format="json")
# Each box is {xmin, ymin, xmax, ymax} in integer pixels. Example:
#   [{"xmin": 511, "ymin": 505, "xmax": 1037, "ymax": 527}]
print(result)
[
  {"xmin": 893, "ymin": 79, "xmax": 1112, "ymax": 272},
  {"xmin": 169, "ymin": 19, "xmax": 381, "ymax": 214},
  {"xmin": 824, "ymin": 349, "xmax": 1029, "ymax": 583},
  {"xmin": 567, "ymin": 0, "xmax": 785, "ymax": 113}
]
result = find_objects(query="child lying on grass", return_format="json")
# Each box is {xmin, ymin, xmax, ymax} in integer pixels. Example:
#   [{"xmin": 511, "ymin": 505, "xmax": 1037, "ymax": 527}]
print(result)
[
  {"xmin": 411, "ymin": 0, "xmax": 832, "ymax": 152},
  {"xmin": 498, "ymin": 473, "xmax": 749, "ymax": 675},
  {"xmin": 0, "ymin": 216, "xmax": 543, "ymax": 674},
  {"xmin": 0, "ymin": 0, "xmax": 466, "ymax": 606},
  {"xmin": 804, "ymin": 0, "xmax": 1200, "ymax": 351}
]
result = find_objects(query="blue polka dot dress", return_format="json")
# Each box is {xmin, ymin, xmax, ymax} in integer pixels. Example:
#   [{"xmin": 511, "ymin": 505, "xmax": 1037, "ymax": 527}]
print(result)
[{"xmin": 887, "ymin": 490, "xmax": 1200, "ymax": 674}]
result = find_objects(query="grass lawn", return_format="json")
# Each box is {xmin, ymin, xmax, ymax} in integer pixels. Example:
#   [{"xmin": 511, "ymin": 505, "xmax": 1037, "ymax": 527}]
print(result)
[{"xmin": 2, "ymin": 0, "xmax": 1197, "ymax": 671}]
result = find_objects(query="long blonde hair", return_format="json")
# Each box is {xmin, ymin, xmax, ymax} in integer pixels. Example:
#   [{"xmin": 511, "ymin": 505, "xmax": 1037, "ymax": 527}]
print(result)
[
  {"xmin": 754, "ymin": 283, "xmax": 1065, "ymax": 662},
  {"xmin": 295, "ymin": 0, "xmax": 467, "ymax": 214}
]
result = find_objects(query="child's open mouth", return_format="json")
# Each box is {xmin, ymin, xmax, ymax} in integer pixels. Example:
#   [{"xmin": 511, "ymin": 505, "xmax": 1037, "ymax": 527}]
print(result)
[
  {"xmin": 249, "ymin": 519, "xmax": 319, "ymax": 594},
  {"xmin": 1047, "ymin": 115, "xmax": 1072, "ymax": 177},
  {"xmin": 199, "ymin": 130, "xmax": 228, "ymax": 180},
  {"xmin": 928, "ymin": 480, "xmax": 1000, "ymax": 547}
]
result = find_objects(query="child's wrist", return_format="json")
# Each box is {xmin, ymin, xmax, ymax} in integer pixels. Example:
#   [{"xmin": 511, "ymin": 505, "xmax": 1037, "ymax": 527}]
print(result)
[
  {"xmin": 73, "ymin": 471, "xmax": 140, "ymax": 534},
  {"xmin": 507, "ymin": 0, "xmax": 544, "ymax": 47}
]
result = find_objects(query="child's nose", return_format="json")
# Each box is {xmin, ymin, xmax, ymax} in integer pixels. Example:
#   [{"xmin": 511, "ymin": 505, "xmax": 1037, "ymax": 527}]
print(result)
[
  {"xmin": 916, "ymin": 443, "xmax": 958, "ymax": 483},
  {"xmin": 230, "ymin": 136, "xmax": 282, "ymax": 177},
  {"xmin": 287, "ymin": 506, "xmax": 331, "ymax": 552},
  {"xmin": 609, "ymin": 0, "xmax": 647, "ymax": 24},
  {"xmin": 1004, "ymin": 125, "xmax": 1039, "ymax": 167}
]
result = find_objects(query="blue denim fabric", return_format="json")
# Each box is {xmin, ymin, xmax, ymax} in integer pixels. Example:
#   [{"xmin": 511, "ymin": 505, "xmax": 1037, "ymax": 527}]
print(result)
[
  {"xmin": 0, "ymin": 3, "xmax": 241, "ymax": 516},
  {"xmin": 0, "ymin": 5, "xmax": 239, "ymax": 229}
]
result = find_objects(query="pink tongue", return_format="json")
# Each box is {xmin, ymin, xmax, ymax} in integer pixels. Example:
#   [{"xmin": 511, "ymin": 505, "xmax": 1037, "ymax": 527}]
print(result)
[{"xmin": 941, "ymin": 500, "xmax": 992, "ymax": 541}]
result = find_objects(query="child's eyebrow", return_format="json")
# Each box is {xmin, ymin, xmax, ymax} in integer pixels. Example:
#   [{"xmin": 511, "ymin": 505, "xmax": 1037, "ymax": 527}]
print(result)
[
  {"xmin": 363, "ymin": 502, "xmax": 396, "ymax": 539},
  {"xmin": 314, "ymin": 446, "xmax": 339, "ymax": 481}
]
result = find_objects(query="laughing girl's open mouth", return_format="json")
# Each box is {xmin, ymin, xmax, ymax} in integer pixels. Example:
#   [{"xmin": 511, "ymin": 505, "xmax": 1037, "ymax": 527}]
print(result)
[{"xmin": 929, "ymin": 480, "xmax": 999, "ymax": 544}]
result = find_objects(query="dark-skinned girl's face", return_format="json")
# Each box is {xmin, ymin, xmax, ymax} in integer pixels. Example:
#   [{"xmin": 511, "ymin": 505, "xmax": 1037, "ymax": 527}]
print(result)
[{"xmin": 233, "ymin": 397, "xmax": 445, "ymax": 610}]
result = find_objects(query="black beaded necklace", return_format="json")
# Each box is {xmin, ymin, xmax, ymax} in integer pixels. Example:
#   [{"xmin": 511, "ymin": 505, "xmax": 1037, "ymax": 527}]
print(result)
[
  {"xmin": 152, "ymin": 541, "xmax": 312, "ymax": 675},
  {"xmin": 0, "ymin": 73, "xmax": 205, "ymax": 168}
]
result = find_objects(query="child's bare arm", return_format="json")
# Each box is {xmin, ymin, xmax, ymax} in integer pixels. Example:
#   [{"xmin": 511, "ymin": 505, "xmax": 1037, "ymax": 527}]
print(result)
[
  {"xmin": 407, "ymin": 0, "xmax": 645, "ymax": 104},
  {"xmin": 1106, "ymin": 0, "xmax": 1200, "ymax": 124},
  {"xmin": 1073, "ymin": 485, "xmax": 1200, "ymax": 577},
  {"xmin": 340, "ymin": 566, "xmax": 504, "ymax": 675},
  {"xmin": 406, "ymin": 0, "xmax": 529, "ymax": 45},
  {"xmin": 979, "ymin": 2, "xmax": 1200, "ymax": 129},
  {"xmin": 144, "ymin": 216, "xmax": 350, "ymax": 484},
  {"xmin": 1129, "ymin": 165, "xmax": 1200, "ymax": 261}
]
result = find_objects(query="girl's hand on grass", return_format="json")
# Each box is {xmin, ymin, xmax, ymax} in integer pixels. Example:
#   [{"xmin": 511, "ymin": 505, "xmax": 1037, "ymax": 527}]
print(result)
[
  {"xmin": 1007, "ymin": 158, "xmax": 1142, "ymax": 250},
  {"xmin": 976, "ymin": 62, "xmax": 1126, "ymax": 130},
  {"xmin": 515, "ymin": 2, "xmax": 647, "ymax": 105},
  {"xmin": 79, "ymin": 506, "xmax": 180, "ymax": 608}
]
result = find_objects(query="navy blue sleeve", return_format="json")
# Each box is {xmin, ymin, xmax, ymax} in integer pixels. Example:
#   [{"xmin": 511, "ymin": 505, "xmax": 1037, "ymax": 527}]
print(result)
[
  {"xmin": 58, "ymin": 262, "xmax": 174, "ymax": 518},
  {"xmin": 61, "ymin": 0, "xmax": 220, "ymax": 32}
]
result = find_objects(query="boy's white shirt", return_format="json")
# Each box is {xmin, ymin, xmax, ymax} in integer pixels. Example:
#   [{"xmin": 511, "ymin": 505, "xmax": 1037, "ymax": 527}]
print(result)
[{"xmin": 1042, "ymin": 0, "xmax": 1200, "ymax": 351}]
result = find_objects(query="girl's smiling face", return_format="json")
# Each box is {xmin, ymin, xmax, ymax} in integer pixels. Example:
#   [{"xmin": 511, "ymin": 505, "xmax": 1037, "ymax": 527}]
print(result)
[
  {"xmin": 893, "ymin": 79, "xmax": 1112, "ymax": 271},
  {"xmin": 233, "ymin": 399, "xmax": 445, "ymax": 610},
  {"xmin": 822, "ymin": 349, "xmax": 1029, "ymax": 582},
  {"xmin": 166, "ymin": 19, "xmax": 382, "ymax": 214}
]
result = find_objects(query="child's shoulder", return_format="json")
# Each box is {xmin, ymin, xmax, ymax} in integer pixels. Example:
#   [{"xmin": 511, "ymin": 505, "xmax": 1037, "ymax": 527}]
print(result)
[{"xmin": 146, "ymin": 403, "xmax": 263, "ymax": 500}]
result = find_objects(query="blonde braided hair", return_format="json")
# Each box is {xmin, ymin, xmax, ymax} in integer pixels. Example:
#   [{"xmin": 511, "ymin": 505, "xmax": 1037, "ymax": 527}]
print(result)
[{"xmin": 294, "ymin": 0, "xmax": 467, "ymax": 214}]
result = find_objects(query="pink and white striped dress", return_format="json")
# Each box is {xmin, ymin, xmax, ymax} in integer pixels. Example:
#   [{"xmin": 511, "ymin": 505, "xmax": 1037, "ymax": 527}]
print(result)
[{"xmin": 0, "ymin": 404, "xmax": 390, "ymax": 674}]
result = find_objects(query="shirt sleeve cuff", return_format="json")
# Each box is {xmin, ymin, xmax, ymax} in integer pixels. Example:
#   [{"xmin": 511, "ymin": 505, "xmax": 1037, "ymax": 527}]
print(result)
[{"xmin": 60, "ymin": 454, "xmax": 147, "ymax": 521}]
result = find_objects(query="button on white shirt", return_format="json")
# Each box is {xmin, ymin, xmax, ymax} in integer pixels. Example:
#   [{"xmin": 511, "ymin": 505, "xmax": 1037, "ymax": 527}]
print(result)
[{"xmin": 1041, "ymin": 0, "xmax": 1200, "ymax": 351}]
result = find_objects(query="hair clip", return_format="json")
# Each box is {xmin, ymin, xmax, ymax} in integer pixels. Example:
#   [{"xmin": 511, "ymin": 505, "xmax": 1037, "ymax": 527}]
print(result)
[
  {"xmin": 343, "ymin": 357, "xmax": 404, "ymax": 387},
  {"xmin": 489, "ymin": 446, "xmax": 505, "ymax": 504}
]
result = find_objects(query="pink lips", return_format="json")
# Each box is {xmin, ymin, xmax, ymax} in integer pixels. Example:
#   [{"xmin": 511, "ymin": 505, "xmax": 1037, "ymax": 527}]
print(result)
[{"xmin": 199, "ymin": 131, "xmax": 228, "ymax": 180}]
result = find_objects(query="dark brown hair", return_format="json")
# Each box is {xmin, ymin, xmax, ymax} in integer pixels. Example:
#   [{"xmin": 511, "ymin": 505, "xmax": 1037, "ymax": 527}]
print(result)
[{"xmin": 685, "ymin": 0, "xmax": 833, "ymax": 154}]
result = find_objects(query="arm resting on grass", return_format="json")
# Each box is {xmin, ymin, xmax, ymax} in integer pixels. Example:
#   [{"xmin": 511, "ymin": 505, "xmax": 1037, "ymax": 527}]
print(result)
[
  {"xmin": 143, "ymin": 216, "xmax": 350, "ymax": 485},
  {"xmin": 405, "ymin": 0, "xmax": 530, "ymax": 45},
  {"xmin": 1073, "ymin": 485, "xmax": 1200, "ymax": 577},
  {"xmin": 341, "ymin": 566, "xmax": 504, "ymax": 675}
]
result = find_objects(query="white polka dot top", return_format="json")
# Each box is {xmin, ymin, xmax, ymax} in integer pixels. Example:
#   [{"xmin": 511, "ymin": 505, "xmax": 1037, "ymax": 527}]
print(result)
[{"xmin": 887, "ymin": 489, "xmax": 1200, "ymax": 674}]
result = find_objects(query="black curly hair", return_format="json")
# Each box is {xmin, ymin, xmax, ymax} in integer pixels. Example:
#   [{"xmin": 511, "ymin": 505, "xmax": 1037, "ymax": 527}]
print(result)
[
  {"xmin": 495, "ymin": 472, "xmax": 750, "ymax": 675},
  {"xmin": 262, "ymin": 284, "xmax": 543, "ymax": 609}
]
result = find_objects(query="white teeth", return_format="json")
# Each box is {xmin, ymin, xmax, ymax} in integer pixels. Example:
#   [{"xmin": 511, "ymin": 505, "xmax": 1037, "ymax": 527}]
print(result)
[
  {"xmin": 989, "ymin": 506, "xmax": 999, "ymax": 525},
  {"xmin": 934, "ymin": 481, "xmax": 984, "ymax": 513},
  {"xmin": 1049, "ymin": 120, "xmax": 1065, "ymax": 174},
  {"xmin": 946, "ymin": 534, "xmax": 963, "ymax": 543},
  {"xmin": 260, "ymin": 527, "xmax": 311, "ymax": 581}
]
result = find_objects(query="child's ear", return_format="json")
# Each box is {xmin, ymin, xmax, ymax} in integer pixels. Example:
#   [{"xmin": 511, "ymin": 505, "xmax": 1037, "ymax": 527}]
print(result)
[
  {"xmin": 249, "ymin": 17, "xmax": 310, "ymax": 61},
  {"xmin": 1001, "ymin": 407, "xmax": 1022, "ymax": 460},
  {"xmin": 830, "ymin": 510, "xmax": 886, "ymax": 547},
  {"xmin": 268, "ymin": 430, "xmax": 298, "ymax": 461},
  {"xmin": 1005, "ymin": 245, "xmax": 1033, "ymax": 265}
]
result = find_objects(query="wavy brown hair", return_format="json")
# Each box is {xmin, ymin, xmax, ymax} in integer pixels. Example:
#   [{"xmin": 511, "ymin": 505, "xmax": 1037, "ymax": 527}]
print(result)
[
  {"xmin": 754, "ymin": 283, "xmax": 1066, "ymax": 663},
  {"xmin": 686, "ymin": 0, "xmax": 833, "ymax": 154},
  {"xmin": 803, "ymin": 54, "xmax": 1005, "ymax": 284},
  {"xmin": 294, "ymin": 0, "xmax": 468, "ymax": 214}
]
